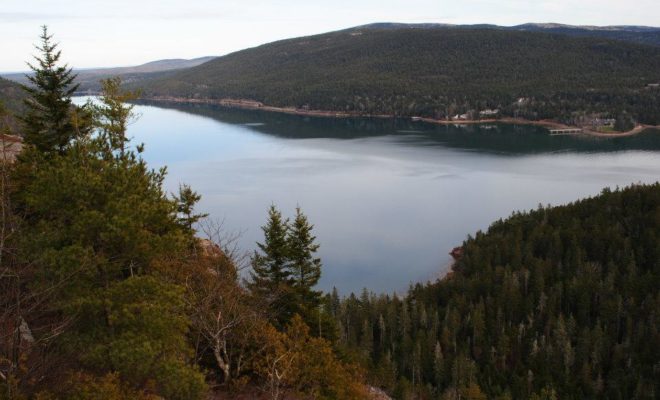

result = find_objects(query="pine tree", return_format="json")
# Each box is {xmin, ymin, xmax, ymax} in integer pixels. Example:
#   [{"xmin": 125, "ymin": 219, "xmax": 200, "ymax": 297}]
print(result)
[
  {"xmin": 11, "ymin": 64, "xmax": 206, "ymax": 398},
  {"xmin": 288, "ymin": 206, "xmax": 322, "ymax": 311},
  {"xmin": 93, "ymin": 77, "xmax": 139, "ymax": 155},
  {"xmin": 174, "ymin": 183, "xmax": 208, "ymax": 235},
  {"xmin": 248, "ymin": 205, "xmax": 293, "ymax": 325},
  {"xmin": 20, "ymin": 26, "xmax": 81, "ymax": 154}
]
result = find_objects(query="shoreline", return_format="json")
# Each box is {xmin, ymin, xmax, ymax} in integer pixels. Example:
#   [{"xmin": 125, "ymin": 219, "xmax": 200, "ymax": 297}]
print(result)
[{"xmin": 137, "ymin": 95, "xmax": 659, "ymax": 137}]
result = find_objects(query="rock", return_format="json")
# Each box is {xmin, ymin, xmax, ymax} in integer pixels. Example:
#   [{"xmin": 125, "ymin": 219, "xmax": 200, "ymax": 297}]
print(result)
[
  {"xmin": 19, "ymin": 318, "xmax": 35, "ymax": 344},
  {"xmin": 367, "ymin": 386, "xmax": 393, "ymax": 400},
  {"xmin": 1, "ymin": 134, "xmax": 22, "ymax": 163}
]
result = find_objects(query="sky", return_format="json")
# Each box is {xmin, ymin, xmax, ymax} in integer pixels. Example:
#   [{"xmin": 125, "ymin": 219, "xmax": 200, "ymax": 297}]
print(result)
[{"xmin": 2, "ymin": 0, "xmax": 659, "ymax": 72}]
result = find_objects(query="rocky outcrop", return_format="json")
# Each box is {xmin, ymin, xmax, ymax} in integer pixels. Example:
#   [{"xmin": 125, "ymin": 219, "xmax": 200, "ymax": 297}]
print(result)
[
  {"xmin": 1, "ymin": 134, "xmax": 22, "ymax": 163},
  {"xmin": 368, "ymin": 386, "xmax": 393, "ymax": 400}
]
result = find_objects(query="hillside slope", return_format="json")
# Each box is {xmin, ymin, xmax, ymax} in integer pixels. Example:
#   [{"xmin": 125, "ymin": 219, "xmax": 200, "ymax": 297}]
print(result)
[
  {"xmin": 0, "ymin": 77, "xmax": 26, "ymax": 134},
  {"xmin": 359, "ymin": 22, "xmax": 660, "ymax": 47},
  {"xmin": 335, "ymin": 183, "xmax": 660, "ymax": 399},
  {"xmin": 137, "ymin": 28, "xmax": 660, "ymax": 124},
  {"xmin": 0, "ymin": 77, "xmax": 25, "ymax": 115},
  {"xmin": 512, "ymin": 23, "xmax": 660, "ymax": 47}
]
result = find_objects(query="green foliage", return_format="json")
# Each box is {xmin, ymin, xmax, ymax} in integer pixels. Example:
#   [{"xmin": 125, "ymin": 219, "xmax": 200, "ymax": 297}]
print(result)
[
  {"xmin": 19, "ymin": 26, "xmax": 86, "ymax": 154},
  {"xmin": 509, "ymin": 23, "xmax": 660, "ymax": 47},
  {"xmin": 288, "ymin": 207, "xmax": 322, "ymax": 317},
  {"xmin": 4, "ymin": 29, "xmax": 373, "ymax": 399},
  {"xmin": 13, "ymin": 140, "xmax": 183, "ymax": 287},
  {"xmin": 79, "ymin": 276, "xmax": 204, "ymax": 400},
  {"xmin": 248, "ymin": 205, "xmax": 294, "ymax": 325},
  {"xmin": 9, "ymin": 74, "xmax": 205, "ymax": 398},
  {"xmin": 43, "ymin": 372, "xmax": 157, "ymax": 400},
  {"xmin": 0, "ymin": 77, "xmax": 26, "ymax": 117},
  {"xmin": 174, "ymin": 183, "xmax": 208, "ymax": 235},
  {"xmin": 248, "ymin": 205, "xmax": 326, "ymax": 330},
  {"xmin": 138, "ymin": 28, "xmax": 660, "ymax": 125},
  {"xmin": 93, "ymin": 77, "xmax": 140, "ymax": 155},
  {"xmin": 614, "ymin": 112, "xmax": 635, "ymax": 131},
  {"xmin": 289, "ymin": 207, "xmax": 322, "ymax": 298},
  {"xmin": 336, "ymin": 183, "xmax": 660, "ymax": 399}
]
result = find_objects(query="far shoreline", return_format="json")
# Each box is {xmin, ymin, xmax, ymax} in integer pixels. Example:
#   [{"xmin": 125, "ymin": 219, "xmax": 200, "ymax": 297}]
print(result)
[{"xmin": 100, "ymin": 94, "xmax": 660, "ymax": 137}]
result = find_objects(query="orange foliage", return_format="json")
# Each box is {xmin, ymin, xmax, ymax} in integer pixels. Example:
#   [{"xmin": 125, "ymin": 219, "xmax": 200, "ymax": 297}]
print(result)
[{"xmin": 255, "ymin": 315, "xmax": 368, "ymax": 400}]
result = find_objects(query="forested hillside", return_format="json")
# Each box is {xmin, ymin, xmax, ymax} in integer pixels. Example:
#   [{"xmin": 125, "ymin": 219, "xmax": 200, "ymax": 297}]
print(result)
[
  {"xmin": 360, "ymin": 23, "xmax": 660, "ymax": 48},
  {"xmin": 332, "ymin": 183, "xmax": 660, "ymax": 399},
  {"xmin": 137, "ymin": 27, "xmax": 660, "ymax": 125},
  {"xmin": 0, "ymin": 77, "xmax": 25, "ymax": 115},
  {"xmin": 512, "ymin": 23, "xmax": 660, "ymax": 48}
]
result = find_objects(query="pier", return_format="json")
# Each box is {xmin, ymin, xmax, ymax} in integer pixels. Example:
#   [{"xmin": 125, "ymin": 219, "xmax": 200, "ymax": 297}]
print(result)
[{"xmin": 549, "ymin": 128, "xmax": 583, "ymax": 135}]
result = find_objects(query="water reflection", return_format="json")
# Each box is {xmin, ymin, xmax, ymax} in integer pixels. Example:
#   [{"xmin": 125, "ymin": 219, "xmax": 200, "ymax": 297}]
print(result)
[
  {"xmin": 137, "ymin": 100, "xmax": 660, "ymax": 155},
  {"xmin": 122, "ymin": 100, "xmax": 660, "ymax": 294}
]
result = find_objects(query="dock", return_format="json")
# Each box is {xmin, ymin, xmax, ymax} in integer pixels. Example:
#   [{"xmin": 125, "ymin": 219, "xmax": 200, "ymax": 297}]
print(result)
[{"xmin": 549, "ymin": 128, "xmax": 582, "ymax": 135}]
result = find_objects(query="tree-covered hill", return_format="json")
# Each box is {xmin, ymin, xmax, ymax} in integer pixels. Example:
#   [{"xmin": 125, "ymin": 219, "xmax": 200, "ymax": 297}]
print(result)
[
  {"xmin": 0, "ymin": 77, "xmax": 25, "ymax": 115},
  {"xmin": 136, "ymin": 27, "xmax": 660, "ymax": 125},
  {"xmin": 333, "ymin": 183, "xmax": 660, "ymax": 399},
  {"xmin": 0, "ymin": 77, "xmax": 26, "ymax": 134},
  {"xmin": 358, "ymin": 22, "xmax": 660, "ymax": 48},
  {"xmin": 511, "ymin": 23, "xmax": 660, "ymax": 48}
]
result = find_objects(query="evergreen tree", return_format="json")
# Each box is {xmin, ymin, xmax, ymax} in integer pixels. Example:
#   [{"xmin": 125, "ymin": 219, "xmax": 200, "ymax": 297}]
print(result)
[
  {"xmin": 10, "ymin": 73, "xmax": 206, "ymax": 399},
  {"xmin": 248, "ymin": 205, "xmax": 293, "ymax": 325},
  {"xmin": 20, "ymin": 26, "xmax": 81, "ymax": 154},
  {"xmin": 288, "ymin": 206, "xmax": 322, "ymax": 311},
  {"xmin": 93, "ymin": 77, "xmax": 139, "ymax": 155},
  {"xmin": 174, "ymin": 183, "xmax": 208, "ymax": 235}
]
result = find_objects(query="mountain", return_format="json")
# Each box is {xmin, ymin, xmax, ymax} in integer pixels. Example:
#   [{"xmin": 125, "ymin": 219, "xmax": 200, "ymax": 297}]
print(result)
[
  {"xmin": 1, "ymin": 56, "xmax": 216, "ymax": 93},
  {"xmin": 80, "ymin": 56, "xmax": 218, "ymax": 74},
  {"xmin": 512, "ymin": 23, "xmax": 660, "ymax": 47},
  {"xmin": 357, "ymin": 22, "xmax": 660, "ymax": 47},
  {"xmin": 135, "ymin": 27, "xmax": 660, "ymax": 125},
  {"xmin": 0, "ymin": 77, "xmax": 26, "ymax": 119},
  {"xmin": 335, "ymin": 183, "xmax": 660, "ymax": 398}
]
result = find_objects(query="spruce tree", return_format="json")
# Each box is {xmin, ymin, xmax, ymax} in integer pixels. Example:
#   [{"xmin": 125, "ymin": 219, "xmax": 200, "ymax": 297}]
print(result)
[
  {"xmin": 20, "ymin": 26, "xmax": 80, "ymax": 154},
  {"xmin": 248, "ymin": 205, "xmax": 293, "ymax": 325},
  {"xmin": 288, "ymin": 206, "xmax": 322, "ymax": 310},
  {"xmin": 174, "ymin": 183, "xmax": 208, "ymax": 235}
]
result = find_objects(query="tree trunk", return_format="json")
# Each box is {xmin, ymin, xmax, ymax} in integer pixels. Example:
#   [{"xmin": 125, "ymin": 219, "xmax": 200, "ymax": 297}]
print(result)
[{"xmin": 213, "ymin": 339, "xmax": 231, "ymax": 383}]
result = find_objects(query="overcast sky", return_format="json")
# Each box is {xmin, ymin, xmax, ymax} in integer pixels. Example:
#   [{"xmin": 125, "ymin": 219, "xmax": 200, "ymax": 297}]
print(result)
[{"xmin": 2, "ymin": 0, "xmax": 659, "ymax": 72}]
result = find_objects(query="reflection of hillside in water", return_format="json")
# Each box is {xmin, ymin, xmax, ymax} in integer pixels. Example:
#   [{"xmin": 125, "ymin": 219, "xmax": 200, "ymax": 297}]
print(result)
[{"xmin": 136, "ymin": 100, "xmax": 660, "ymax": 155}]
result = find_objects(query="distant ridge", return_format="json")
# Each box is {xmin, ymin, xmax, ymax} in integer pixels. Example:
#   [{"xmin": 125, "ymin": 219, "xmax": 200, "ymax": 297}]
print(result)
[
  {"xmin": 357, "ymin": 21, "xmax": 660, "ymax": 31},
  {"xmin": 354, "ymin": 22, "xmax": 660, "ymax": 46},
  {"xmin": 514, "ymin": 22, "xmax": 660, "ymax": 32},
  {"xmin": 72, "ymin": 56, "xmax": 218, "ymax": 75},
  {"xmin": 135, "ymin": 25, "xmax": 660, "ymax": 126},
  {"xmin": 1, "ymin": 56, "xmax": 217, "ymax": 92}
]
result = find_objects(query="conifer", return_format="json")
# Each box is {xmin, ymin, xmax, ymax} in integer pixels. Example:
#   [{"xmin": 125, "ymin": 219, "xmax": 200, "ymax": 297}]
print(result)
[
  {"xmin": 248, "ymin": 205, "xmax": 294, "ymax": 325},
  {"xmin": 20, "ymin": 26, "xmax": 81, "ymax": 154},
  {"xmin": 288, "ymin": 206, "xmax": 322, "ymax": 310}
]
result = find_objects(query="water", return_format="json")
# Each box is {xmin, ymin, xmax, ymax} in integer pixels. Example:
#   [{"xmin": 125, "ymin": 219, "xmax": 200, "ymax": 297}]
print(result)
[{"xmin": 92, "ymin": 99, "xmax": 660, "ymax": 294}]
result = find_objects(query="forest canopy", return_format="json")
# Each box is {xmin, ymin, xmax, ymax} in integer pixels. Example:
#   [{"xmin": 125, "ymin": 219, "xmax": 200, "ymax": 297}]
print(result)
[
  {"xmin": 136, "ymin": 27, "xmax": 660, "ymax": 125},
  {"xmin": 332, "ymin": 183, "xmax": 660, "ymax": 399}
]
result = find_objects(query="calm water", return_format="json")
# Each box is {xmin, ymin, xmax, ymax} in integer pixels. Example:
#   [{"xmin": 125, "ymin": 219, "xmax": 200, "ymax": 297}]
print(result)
[{"xmin": 97, "ymin": 100, "xmax": 660, "ymax": 293}]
